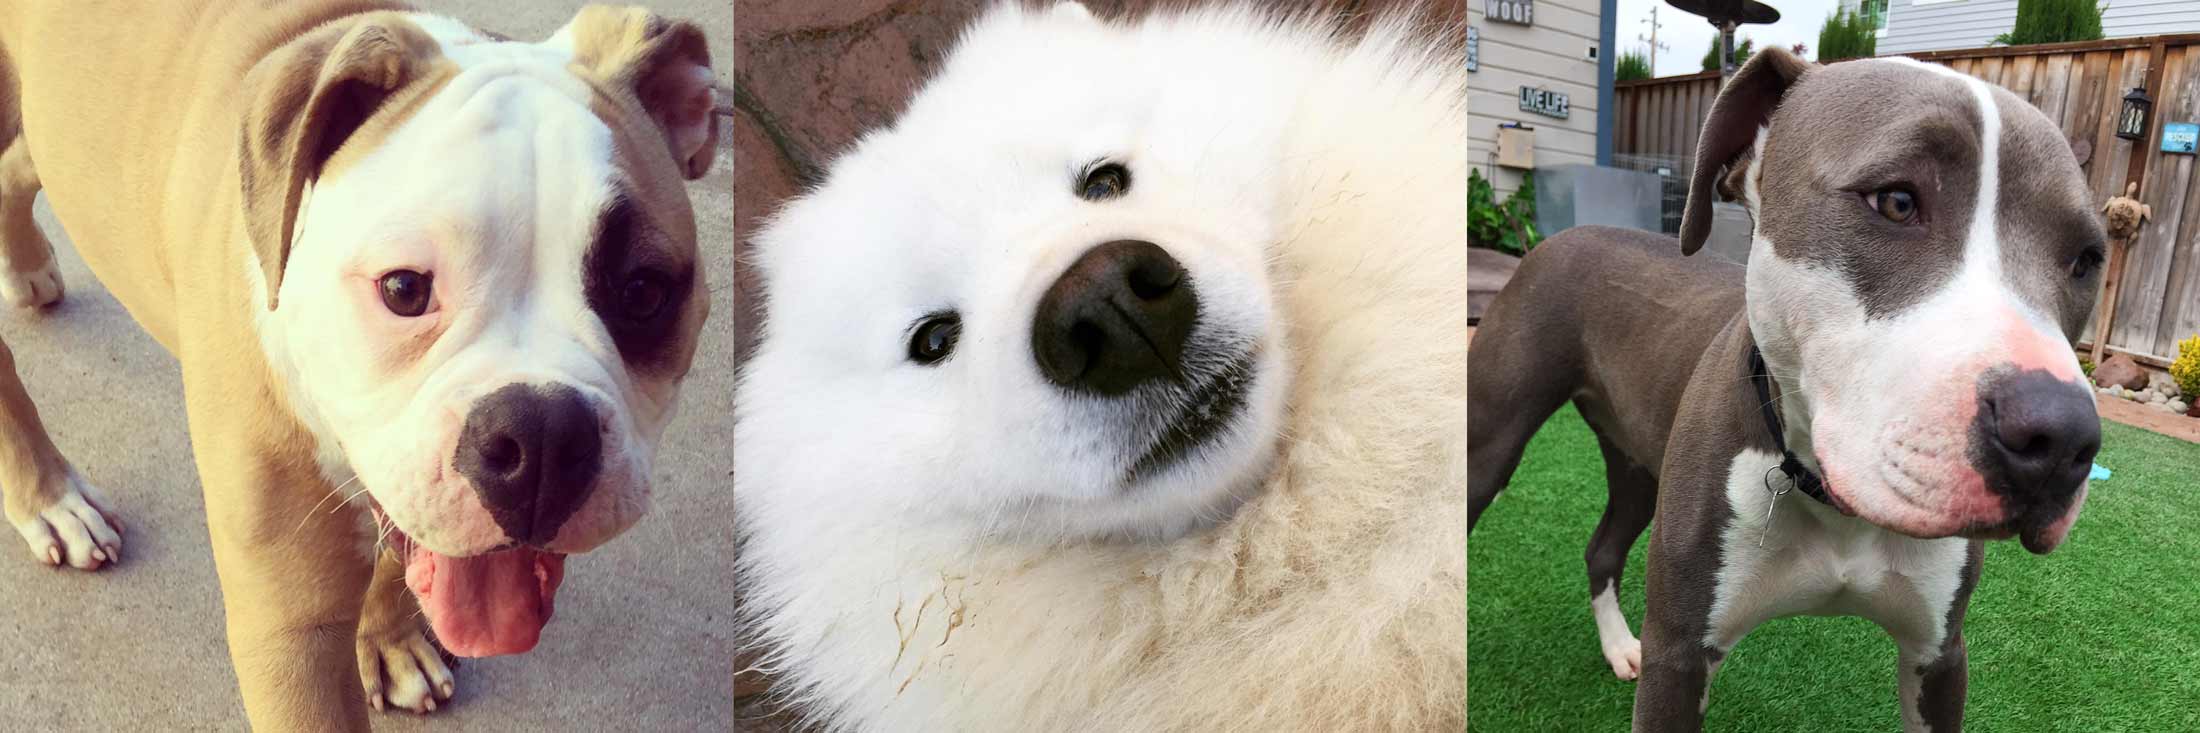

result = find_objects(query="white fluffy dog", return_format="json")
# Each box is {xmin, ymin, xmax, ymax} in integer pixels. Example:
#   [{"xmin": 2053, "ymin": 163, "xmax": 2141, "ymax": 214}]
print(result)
[{"xmin": 735, "ymin": 2, "xmax": 1465, "ymax": 730}]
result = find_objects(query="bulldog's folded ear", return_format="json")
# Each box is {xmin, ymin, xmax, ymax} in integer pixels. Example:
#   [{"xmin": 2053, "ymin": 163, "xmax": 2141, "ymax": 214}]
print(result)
[
  {"xmin": 1679, "ymin": 46, "xmax": 1812, "ymax": 256},
  {"xmin": 238, "ymin": 14, "xmax": 440, "ymax": 309},
  {"xmin": 561, "ymin": 5, "xmax": 718, "ymax": 179}
]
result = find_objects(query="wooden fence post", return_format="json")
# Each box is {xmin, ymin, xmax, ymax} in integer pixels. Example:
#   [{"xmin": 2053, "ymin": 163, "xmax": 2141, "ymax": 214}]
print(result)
[{"xmin": 2091, "ymin": 39, "xmax": 2171, "ymax": 365}]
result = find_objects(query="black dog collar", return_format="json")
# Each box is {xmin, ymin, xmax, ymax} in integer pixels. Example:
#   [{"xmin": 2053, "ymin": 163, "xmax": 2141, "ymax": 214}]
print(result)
[{"xmin": 1748, "ymin": 345, "xmax": 1833, "ymax": 506}]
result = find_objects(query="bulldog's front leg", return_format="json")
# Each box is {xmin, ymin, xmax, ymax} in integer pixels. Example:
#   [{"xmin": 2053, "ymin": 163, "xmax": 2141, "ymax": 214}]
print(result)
[
  {"xmin": 201, "ymin": 471, "xmax": 375, "ymax": 730},
  {"xmin": 185, "ymin": 376, "xmax": 375, "ymax": 730},
  {"xmin": 358, "ymin": 546, "xmax": 456, "ymax": 714}
]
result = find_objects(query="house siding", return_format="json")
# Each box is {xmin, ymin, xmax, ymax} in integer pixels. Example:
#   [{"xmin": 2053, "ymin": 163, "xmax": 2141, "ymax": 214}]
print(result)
[
  {"xmin": 1470, "ymin": 0, "xmax": 1605, "ymax": 196},
  {"xmin": 1881, "ymin": 0, "xmax": 2200, "ymax": 55}
]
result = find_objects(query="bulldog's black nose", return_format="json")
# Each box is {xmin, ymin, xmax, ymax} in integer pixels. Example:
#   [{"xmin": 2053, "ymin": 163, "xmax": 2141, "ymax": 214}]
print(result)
[
  {"xmin": 1031, "ymin": 240, "xmax": 1199, "ymax": 395},
  {"xmin": 454, "ymin": 383, "xmax": 603, "ymax": 546},
  {"xmin": 1974, "ymin": 369, "xmax": 2100, "ymax": 504}
]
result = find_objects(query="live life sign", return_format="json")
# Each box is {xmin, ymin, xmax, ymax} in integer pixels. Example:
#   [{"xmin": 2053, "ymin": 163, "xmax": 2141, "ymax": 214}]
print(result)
[{"xmin": 1519, "ymin": 86, "xmax": 1569, "ymax": 119}]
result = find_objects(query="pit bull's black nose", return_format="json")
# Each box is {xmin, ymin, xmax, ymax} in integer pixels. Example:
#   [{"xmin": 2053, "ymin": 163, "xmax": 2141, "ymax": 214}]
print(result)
[
  {"xmin": 454, "ymin": 383, "xmax": 603, "ymax": 546},
  {"xmin": 1974, "ymin": 369, "xmax": 2099, "ymax": 503},
  {"xmin": 1031, "ymin": 240, "xmax": 1199, "ymax": 395}
]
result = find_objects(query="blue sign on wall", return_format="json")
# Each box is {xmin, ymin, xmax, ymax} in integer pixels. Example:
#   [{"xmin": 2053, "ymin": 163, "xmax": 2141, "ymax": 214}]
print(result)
[{"xmin": 2163, "ymin": 122, "xmax": 2198, "ymax": 154}]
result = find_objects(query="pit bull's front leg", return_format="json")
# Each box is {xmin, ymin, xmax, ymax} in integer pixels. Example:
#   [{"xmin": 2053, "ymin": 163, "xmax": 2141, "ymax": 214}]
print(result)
[
  {"xmin": 1898, "ymin": 635, "xmax": 1967, "ymax": 732},
  {"xmin": 1633, "ymin": 622, "xmax": 1724, "ymax": 732},
  {"xmin": 186, "ymin": 367, "xmax": 374, "ymax": 730},
  {"xmin": 1631, "ymin": 470, "xmax": 1734, "ymax": 733},
  {"xmin": 1894, "ymin": 542, "xmax": 1980, "ymax": 733}
]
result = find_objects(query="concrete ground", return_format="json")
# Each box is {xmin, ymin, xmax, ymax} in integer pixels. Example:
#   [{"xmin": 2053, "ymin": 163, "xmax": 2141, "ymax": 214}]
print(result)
[{"xmin": 0, "ymin": 1, "xmax": 734, "ymax": 730}]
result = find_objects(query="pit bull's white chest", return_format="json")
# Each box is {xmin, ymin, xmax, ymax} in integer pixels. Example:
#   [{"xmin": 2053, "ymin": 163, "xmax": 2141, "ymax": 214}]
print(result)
[{"xmin": 1704, "ymin": 449, "xmax": 1972, "ymax": 655}]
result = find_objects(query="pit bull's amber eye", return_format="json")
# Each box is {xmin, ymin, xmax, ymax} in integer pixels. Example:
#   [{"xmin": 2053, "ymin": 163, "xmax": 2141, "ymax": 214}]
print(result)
[
  {"xmin": 621, "ymin": 273, "xmax": 670, "ymax": 320},
  {"xmin": 1078, "ymin": 162, "xmax": 1131, "ymax": 201},
  {"xmin": 1868, "ymin": 188, "xmax": 1918, "ymax": 224},
  {"xmin": 908, "ymin": 313, "xmax": 962, "ymax": 365},
  {"xmin": 377, "ymin": 270, "xmax": 433, "ymax": 317},
  {"xmin": 2072, "ymin": 247, "xmax": 2105, "ymax": 279}
]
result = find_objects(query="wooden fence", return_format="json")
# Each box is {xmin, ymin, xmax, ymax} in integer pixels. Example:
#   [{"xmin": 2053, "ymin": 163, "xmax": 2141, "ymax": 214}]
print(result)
[{"xmin": 1614, "ymin": 36, "xmax": 2200, "ymax": 364}]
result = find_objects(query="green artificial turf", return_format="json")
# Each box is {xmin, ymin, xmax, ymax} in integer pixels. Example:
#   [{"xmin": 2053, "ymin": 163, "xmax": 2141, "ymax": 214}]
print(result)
[{"xmin": 1468, "ymin": 405, "xmax": 2200, "ymax": 731}]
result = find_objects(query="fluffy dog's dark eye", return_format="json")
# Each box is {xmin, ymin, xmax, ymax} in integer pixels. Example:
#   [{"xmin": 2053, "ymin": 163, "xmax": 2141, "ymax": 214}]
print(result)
[
  {"xmin": 378, "ymin": 270, "xmax": 433, "ymax": 317},
  {"xmin": 908, "ymin": 313, "xmax": 962, "ymax": 365},
  {"xmin": 1866, "ymin": 188, "xmax": 1919, "ymax": 224},
  {"xmin": 621, "ymin": 272, "xmax": 670, "ymax": 320},
  {"xmin": 1078, "ymin": 162, "xmax": 1130, "ymax": 201},
  {"xmin": 2071, "ymin": 247, "xmax": 2105, "ymax": 280}
]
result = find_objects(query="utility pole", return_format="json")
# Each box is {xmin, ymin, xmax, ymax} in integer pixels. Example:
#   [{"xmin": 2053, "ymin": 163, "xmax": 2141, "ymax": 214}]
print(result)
[{"xmin": 1639, "ymin": 6, "xmax": 1670, "ymax": 73}]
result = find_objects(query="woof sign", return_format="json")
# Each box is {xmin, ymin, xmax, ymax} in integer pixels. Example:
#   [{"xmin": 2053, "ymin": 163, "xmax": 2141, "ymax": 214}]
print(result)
[
  {"xmin": 1519, "ymin": 86, "xmax": 1569, "ymax": 119},
  {"xmin": 1487, "ymin": 0, "xmax": 1533, "ymax": 25}
]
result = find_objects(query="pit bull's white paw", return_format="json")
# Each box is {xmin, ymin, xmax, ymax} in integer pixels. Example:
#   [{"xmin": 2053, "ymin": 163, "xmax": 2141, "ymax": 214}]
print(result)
[
  {"xmin": 1603, "ymin": 637, "xmax": 1643, "ymax": 681},
  {"xmin": 0, "ymin": 258, "xmax": 63, "ymax": 308},
  {"xmin": 7, "ymin": 471, "xmax": 122, "ymax": 571},
  {"xmin": 358, "ymin": 622, "xmax": 456, "ymax": 715}
]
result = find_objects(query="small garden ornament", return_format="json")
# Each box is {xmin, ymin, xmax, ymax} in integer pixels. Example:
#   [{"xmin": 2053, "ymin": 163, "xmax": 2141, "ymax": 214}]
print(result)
[
  {"xmin": 2090, "ymin": 183, "xmax": 2152, "ymax": 364},
  {"xmin": 2101, "ymin": 181, "xmax": 2151, "ymax": 241}
]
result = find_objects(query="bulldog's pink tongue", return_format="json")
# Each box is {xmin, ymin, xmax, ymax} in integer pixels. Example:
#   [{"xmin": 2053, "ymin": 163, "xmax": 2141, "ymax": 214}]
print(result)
[{"xmin": 404, "ymin": 545, "xmax": 567, "ymax": 657}]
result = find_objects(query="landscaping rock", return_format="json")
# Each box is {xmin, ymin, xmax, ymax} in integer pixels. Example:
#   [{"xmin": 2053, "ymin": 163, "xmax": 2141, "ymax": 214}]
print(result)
[
  {"xmin": 2171, "ymin": 399, "xmax": 2188, "ymax": 414},
  {"xmin": 1468, "ymin": 248, "xmax": 1521, "ymax": 324},
  {"xmin": 2092, "ymin": 354, "xmax": 2147, "ymax": 390}
]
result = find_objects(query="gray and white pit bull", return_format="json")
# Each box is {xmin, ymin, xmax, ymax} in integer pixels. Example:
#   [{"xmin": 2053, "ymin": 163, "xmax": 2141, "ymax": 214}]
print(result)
[{"xmin": 1469, "ymin": 47, "xmax": 2106, "ymax": 731}]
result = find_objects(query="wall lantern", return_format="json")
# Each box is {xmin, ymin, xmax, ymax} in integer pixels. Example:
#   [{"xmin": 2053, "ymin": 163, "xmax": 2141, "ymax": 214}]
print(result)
[{"xmin": 2117, "ymin": 87, "xmax": 2153, "ymax": 142}]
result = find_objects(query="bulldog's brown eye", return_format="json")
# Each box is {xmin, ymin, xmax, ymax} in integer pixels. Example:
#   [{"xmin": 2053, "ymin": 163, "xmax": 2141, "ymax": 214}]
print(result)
[
  {"xmin": 908, "ymin": 313, "xmax": 961, "ymax": 365},
  {"xmin": 621, "ymin": 272, "xmax": 669, "ymax": 320},
  {"xmin": 378, "ymin": 270, "xmax": 432, "ymax": 317},
  {"xmin": 1078, "ymin": 162, "xmax": 1130, "ymax": 201},
  {"xmin": 1867, "ymin": 188, "xmax": 1918, "ymax": 224}
]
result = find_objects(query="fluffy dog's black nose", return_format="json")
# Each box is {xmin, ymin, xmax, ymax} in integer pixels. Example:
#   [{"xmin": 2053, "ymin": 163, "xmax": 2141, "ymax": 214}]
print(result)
[
  {"xmin": 1031, "ymin": 240, "xmax": 1199, "ymax": 395},
  {"xmin": 1975, "ymin": 369, "xmax": 2099, "ymax": 504},
  {"xmin": 454, "ymin": 383, "xmax": 603, "ymax": 546}
]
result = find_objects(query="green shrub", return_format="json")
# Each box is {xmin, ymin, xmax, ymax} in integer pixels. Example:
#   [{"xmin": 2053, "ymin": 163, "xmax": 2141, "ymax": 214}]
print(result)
[
  {"xmin": 2080, "ymin": 356, "xmax": 2095, "ymax": 378},
  {"xmin": 1991, "ymin": 0, "xmax": 2103, "ymax": 46},
  {"xmin": 1702, "ymin": 36, "xmax": 1755, "ymax": 72},
  {"xmin": 1818, "ymin": 9, "xmax": 1878, "ymax": 62},
  {"xmin": 1470, "ymin": 169, "xmax": 1541, "ymax": 256},
  {"xmin": 1617, "ymin": 50, "xmax": 1652, "ymax": 82}
]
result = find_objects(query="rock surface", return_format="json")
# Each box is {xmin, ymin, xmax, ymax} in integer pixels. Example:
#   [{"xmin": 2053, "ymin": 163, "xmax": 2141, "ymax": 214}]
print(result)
[
  {"xmin": 2091, "ymin": 354, "xmax": 2148, "ymax": 390},
  {"xmin": 1469, "ymin": 248, "xmax": 1521, "ymax": 323}
]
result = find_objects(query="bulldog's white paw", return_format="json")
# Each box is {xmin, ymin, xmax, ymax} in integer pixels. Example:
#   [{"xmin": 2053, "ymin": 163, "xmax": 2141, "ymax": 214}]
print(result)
[
  {"xmin": 0, "ymin": 258, "xmax": 63, "ymax": 308},
  {"xmin": 358, "ymin": 622, "xmax": 456, "ymax": 715},
  {"xmin": 7, "ymin": 471, "xmax": 122, "ymax": 571},
  {"xmin": 1603, "ymin": 637, "xmax": 1643, "ymax": 681}
]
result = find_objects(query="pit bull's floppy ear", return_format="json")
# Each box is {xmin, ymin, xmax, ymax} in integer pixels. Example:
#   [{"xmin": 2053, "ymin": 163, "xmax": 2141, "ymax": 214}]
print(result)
[
  {"xmin": 562, "ymin": 6, "xmax": 718, "ymax": 179},
  {"xmin": 238, "ymin": 14, "xmax": 439, "ymax": 310},
  {"xmin": 1679, "ymin": 46, "xmax": 1812, "ymax": 255}
]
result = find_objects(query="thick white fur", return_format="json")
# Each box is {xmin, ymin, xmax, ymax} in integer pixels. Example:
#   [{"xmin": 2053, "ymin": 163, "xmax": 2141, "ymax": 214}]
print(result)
[
  {"xmin": 254, "ymin": 15, "xmax": 668, "ymax": 558},
  {"xmin": 736, "ymin": 2, "xmax": 1465, "ymax": 730}
]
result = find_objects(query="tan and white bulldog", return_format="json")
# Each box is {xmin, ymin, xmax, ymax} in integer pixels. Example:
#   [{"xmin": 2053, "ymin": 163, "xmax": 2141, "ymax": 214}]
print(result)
[{"xmin": 0, "ymin": 1, "xmax": 713, "ymax": 727}]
